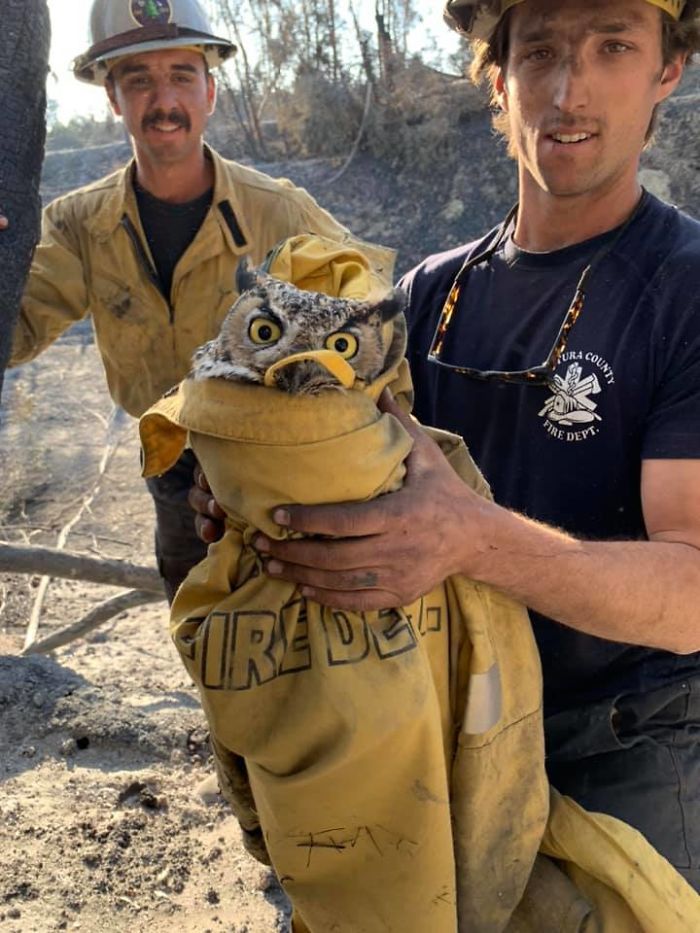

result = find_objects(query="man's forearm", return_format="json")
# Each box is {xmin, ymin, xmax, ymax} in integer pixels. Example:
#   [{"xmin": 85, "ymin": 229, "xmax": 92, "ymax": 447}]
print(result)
[
  {"xmin": 466, "ymin": 502, "xmax": 700, "ymax": 654},
  {"xmin": 252, "ymin": 406, "xmax": 700, "ymax": 632}
]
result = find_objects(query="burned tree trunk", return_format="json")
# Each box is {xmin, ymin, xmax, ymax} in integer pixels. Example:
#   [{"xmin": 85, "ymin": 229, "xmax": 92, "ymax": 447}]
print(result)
[{"xmin": 0, "ymin": 0, "xmax": 50, "ymax": 400}]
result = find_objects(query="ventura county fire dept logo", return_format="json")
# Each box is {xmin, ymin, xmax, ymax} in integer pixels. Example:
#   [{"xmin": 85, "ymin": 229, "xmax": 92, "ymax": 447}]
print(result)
[
  {"xmin": 539, "ymin": 350, "xmax": 615, "ymax": 442},
  {"xmin": 130, "ymin": 0, "xmax": 172, "ymax": 26}
]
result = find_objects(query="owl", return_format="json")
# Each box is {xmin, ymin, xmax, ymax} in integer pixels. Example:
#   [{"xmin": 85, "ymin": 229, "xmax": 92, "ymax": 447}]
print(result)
[{"xmin": 191, "ymin": 259, "xmax": 406, "ymax": 395}]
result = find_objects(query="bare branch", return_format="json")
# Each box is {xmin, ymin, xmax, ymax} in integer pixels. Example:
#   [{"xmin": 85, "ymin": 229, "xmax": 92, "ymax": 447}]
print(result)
[
  {"xmin": 24, "ymin": 405, "xmax": 130, "ymax": 651},
  {"xmin": 21, "ymin": 589, "xmax": 165, "ymax": 656},
  {"xmin": 320, "ymin": 81, "xmax": 373, "ymax": 186},
  {"xmin": 0, "ymin": 544, "xmax": 164, "ymax": 593}
]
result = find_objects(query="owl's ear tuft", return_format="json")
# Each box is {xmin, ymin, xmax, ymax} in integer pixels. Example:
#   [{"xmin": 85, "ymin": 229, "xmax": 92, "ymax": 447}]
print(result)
[
  {"xmin": 236, "ymin": 257, "xmax": 259, "ymax": 295},
  {"xmin": 373, "ymin": 287, "xmax": 407, "ymax": 323}
]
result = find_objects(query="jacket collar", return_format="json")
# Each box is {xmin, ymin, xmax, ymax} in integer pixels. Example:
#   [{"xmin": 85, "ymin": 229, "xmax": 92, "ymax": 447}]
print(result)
[
  {"xmin": 84, "ymin": 161, "xmax": 138, "ymax": 240},
  {"xmin": 85, "ymin": 144, "xmax": 252, "ymax": 256}
]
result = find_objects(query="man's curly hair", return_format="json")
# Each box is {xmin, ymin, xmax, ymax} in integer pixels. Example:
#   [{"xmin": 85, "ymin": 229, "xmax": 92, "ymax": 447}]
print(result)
[{"xmin": 467, "ymin": 0, "xmax": 700, "ymax": 153}]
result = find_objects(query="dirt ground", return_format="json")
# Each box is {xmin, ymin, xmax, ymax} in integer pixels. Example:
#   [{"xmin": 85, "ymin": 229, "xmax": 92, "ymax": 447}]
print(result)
[{"xmin": 0, "ymin": 343, "xmax": 291, "ymax": 933}]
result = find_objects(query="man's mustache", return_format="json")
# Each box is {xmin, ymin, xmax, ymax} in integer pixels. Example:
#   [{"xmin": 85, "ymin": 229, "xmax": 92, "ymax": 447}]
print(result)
[{"xmin": 142, "ymin": 110, "xmax": 191, "ymax": 132}]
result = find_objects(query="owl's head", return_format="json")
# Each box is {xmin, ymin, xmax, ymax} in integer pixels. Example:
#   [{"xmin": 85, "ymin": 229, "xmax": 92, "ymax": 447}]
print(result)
[{"xmin": 192, "ymin": 258, "xmax": 406, "ymax": 394}]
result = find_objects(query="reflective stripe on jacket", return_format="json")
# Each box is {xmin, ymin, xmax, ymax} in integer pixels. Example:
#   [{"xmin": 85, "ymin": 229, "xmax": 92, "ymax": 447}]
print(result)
[{"xmin": 10, "ymin": 146, "xmax": 395, "ymax": 416}]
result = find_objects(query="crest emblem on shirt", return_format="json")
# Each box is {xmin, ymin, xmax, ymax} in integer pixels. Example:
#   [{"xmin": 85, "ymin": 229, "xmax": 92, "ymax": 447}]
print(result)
[
  {"xmin": 539, "ymin": 352, "xmax": 615, "ymax": 442},
  {"xmin": 130, "ymin": 0, "xmax": 172, "ymax": 27}
]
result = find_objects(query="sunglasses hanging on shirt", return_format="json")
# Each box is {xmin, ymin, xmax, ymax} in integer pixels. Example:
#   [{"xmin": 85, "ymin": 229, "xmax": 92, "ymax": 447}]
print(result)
[{"xmin": 427, "ymin": 196, "xmax": 645, "ymax": 387}]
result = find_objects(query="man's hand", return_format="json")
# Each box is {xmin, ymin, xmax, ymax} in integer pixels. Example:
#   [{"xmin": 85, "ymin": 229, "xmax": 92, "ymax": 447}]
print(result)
[
  {"xmin": 0, "ymin": 214, "xmax": 8, "ymax": 230},
  {"xmin": 188, "ymin": 463, "xmax": 226, "ymax": 544},
  {"xmin": 253, "ymin": 390, "xmax": 492, "ymax": 611}
]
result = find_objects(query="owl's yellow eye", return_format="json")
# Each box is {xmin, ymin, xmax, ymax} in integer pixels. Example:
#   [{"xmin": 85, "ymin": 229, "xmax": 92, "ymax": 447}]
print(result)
[
  {"xmin": 249, "ymin": 316, "xmax": 282, "ymax": 345},
  {"xmin": 325, "ymin": 331, "xmax": 358, "ymax": 359}
]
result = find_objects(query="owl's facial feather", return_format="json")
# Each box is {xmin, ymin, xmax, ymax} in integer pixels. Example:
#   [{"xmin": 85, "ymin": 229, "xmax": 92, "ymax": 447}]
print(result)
[{"xmin": 191, "ymin": 271, "xmax": 407, "ymax": 393}]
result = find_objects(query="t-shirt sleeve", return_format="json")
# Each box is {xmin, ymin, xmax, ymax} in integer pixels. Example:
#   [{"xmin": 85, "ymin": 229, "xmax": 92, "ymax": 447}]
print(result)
[
  {"xmin": 398, "ymin": 250, "xmax": 459, "ymax": 334},
  {"xmin": 397, "ymin": 265, "xmax": 419, "ymax": 325},
  {"xmin": 642, "ymin": 295, "xmax": 700, "ymax": 459}
]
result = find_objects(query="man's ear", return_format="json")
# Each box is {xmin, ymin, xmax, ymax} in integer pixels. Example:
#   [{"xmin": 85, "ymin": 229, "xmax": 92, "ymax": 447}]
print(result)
[
  {"xmin": 494, "ymin": 68, "xmax": 509, "ymax": 112},
  {"xmin": 657, "ymin": 54, "xmax": 685, "ymax": 103},
  {"xmin": 207, "ymin": 74, "xmax": 217, "ymax": 116}
]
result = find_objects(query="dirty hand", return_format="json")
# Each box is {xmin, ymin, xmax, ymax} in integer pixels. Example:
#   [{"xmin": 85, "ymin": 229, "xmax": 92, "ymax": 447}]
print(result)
[
  {"xmin": 188, "ymin": 462, "xmax": 226, "ymax": 544},
  {"xmin": 254, "ymin": 390, "xmax": 493, "ymax": 611}
]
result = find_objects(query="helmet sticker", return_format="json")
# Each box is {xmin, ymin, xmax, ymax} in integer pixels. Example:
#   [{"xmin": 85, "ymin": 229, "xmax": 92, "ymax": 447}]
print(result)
[{"xmin": 130, "ymin": 0, "xmax": 173, "ymax": 27}]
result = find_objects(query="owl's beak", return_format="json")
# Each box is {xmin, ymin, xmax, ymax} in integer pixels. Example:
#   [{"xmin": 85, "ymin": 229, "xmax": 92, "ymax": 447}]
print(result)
[{"xmin": 263, "ymin": 350, "xmax": 356, "ymax": 392}]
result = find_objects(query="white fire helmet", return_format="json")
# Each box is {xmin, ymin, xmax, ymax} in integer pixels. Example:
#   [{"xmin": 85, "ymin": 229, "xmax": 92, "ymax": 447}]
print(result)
[
  {"xmin": 73, "ymin": 0, "xmax": 236, "ymax": 85},
  {"xmin": 443, "ymin": 0, "xmax": 688, "ymax": 40}
]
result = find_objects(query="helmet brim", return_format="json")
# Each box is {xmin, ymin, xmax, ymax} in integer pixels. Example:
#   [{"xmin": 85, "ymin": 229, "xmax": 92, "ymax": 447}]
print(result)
[
  {"xmin": 443, "ymin": 1, "xmax": 519, "ymax": 40},
  {"xmin": 73, "ymin": 35, "xmax": 236, "ymax": 86},
  {"xmin": 444, "ymin": 0, "xmax": 688, "ymax": 40}
]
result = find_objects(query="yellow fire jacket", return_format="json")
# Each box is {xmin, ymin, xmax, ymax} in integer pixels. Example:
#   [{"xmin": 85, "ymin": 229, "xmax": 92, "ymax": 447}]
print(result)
[
  {"xmin": 141, "ymin": 362, "xmax": 700, "ymax": 933},
  {"xmin": 9, "ymin": 146, "xmax": 394, "ymax": 417},
  {"xmin": 140, "ymin": 238, "xmax": 700, "ymax": 931},
  {"xmin": 141, "ymin": 351, "xmax": 548, "ymax": 933}
]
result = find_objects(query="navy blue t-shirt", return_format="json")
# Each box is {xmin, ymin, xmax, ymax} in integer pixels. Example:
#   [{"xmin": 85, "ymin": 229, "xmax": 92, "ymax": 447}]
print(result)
[{"xmin": 401, "ymin": 192, "xmax": 700, "ymax": 716}]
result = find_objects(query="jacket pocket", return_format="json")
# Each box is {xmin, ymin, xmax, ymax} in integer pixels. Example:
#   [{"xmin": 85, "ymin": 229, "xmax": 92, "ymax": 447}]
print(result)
[{"xmin": 89, "ymin": 273, "xmax": 163, "ymax": 373}]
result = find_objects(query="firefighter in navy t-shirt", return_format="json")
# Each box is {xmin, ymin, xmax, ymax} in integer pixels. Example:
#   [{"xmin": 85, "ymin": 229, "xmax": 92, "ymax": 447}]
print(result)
[{"xmin": 192, "ymin": 0, "xmax": 700, "ymax": 890}]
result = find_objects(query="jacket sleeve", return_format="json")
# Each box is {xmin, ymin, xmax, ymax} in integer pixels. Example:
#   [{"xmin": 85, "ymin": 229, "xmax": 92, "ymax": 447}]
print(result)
[
  {"xmin": 285, "ymin": 184, "xmax": 397, "ymax": 292},
  {"xmin": 9, "ymin": 197, "xmax": 90, "ymax": 367}
]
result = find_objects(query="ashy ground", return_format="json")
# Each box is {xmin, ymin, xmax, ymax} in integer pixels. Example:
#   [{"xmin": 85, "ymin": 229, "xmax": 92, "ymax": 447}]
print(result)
[{"xmin": 0, "ymin": 343, "xmax": 291, "ymax": 933}]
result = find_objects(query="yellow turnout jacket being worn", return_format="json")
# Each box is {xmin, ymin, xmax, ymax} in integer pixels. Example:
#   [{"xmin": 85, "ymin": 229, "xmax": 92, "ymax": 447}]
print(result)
[
  {"xmin": 140, "ymin": 238, "xmax": 700, "ymax": 932},
  {"xmin": 10, "ymin": 146, "xmax": 394, "ymax": 417}
]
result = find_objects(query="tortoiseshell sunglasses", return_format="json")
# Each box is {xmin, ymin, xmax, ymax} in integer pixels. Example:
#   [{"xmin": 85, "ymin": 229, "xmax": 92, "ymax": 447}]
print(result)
[{"xmin": 427, "ymin": 199, "xmax": 642, "ymax": 386}]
